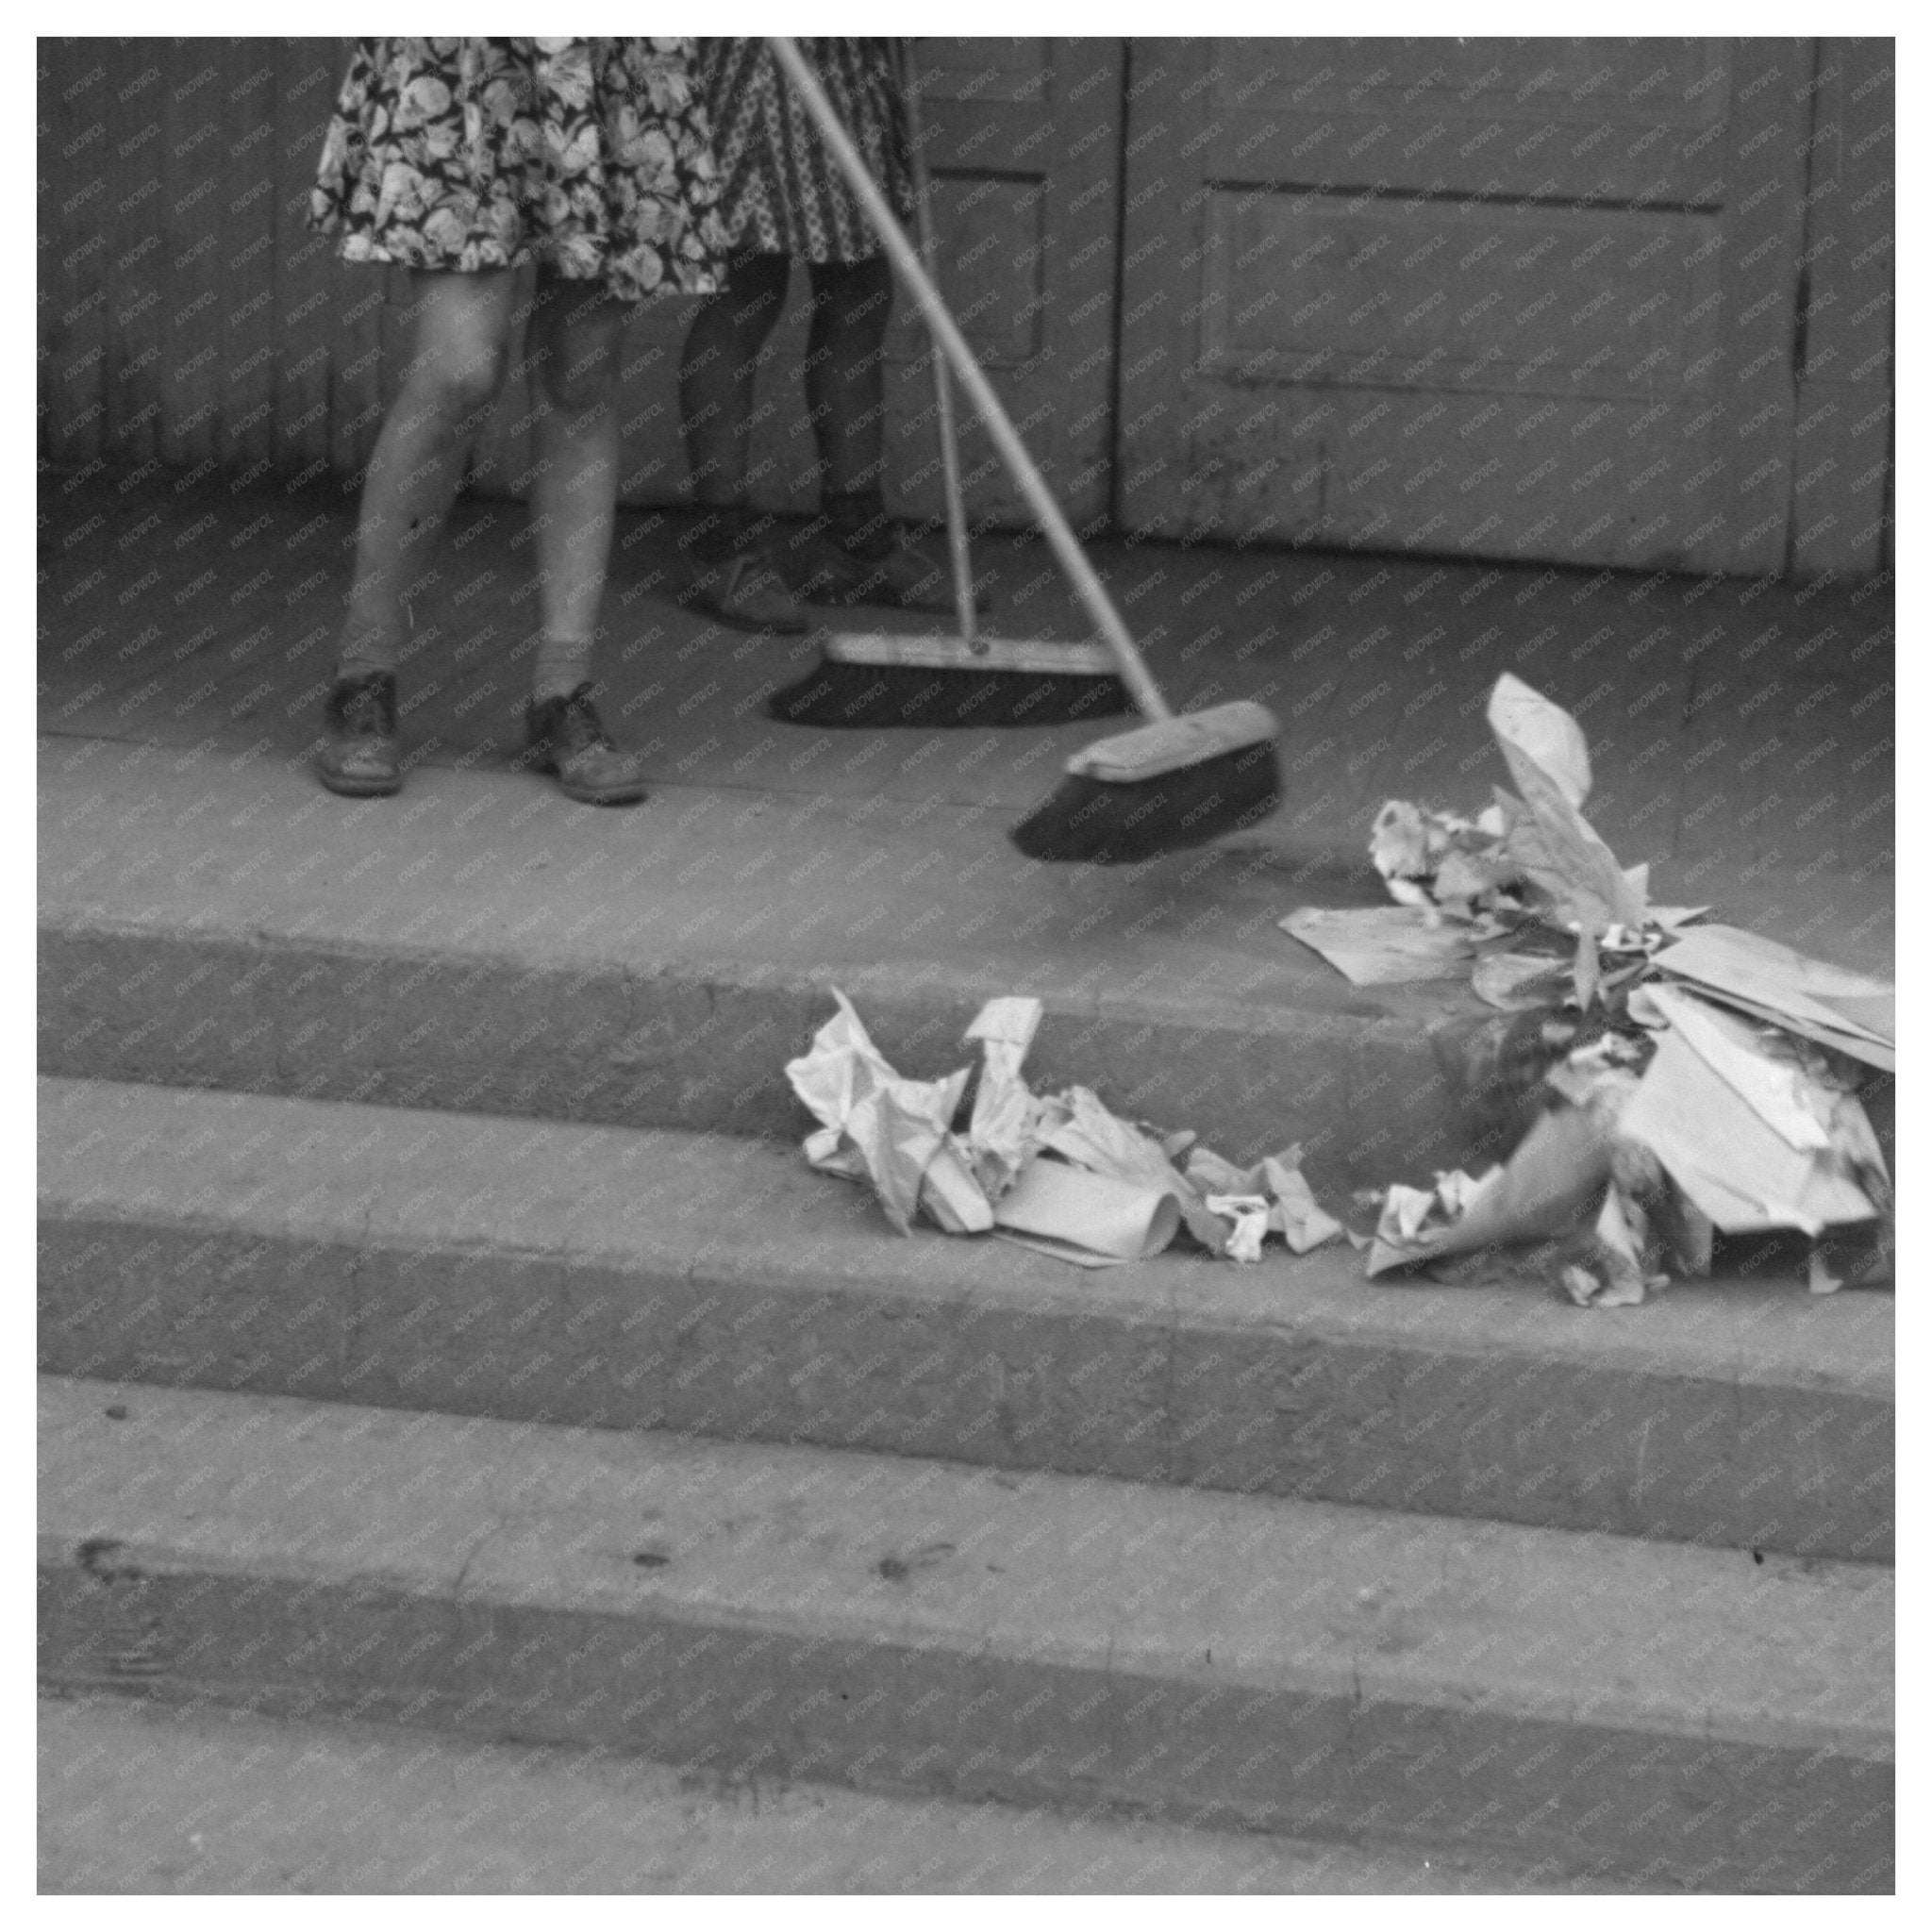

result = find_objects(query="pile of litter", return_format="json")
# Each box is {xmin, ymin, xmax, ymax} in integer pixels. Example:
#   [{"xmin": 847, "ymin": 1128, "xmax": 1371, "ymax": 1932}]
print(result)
[
  {"xmin": 1286, "ymin": 674, "xmax": 1894, "ymax": 1306},
  {"xmin": 785, "ymin": 992, "xmax": 1341, "ymax": 1269},
  {"xmin": 781, "ymin": 674, "xmax": 1891, "ymax": 1306}
]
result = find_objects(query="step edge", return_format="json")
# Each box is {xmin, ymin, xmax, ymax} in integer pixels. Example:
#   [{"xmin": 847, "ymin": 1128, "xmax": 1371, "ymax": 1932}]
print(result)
[{"xmin": 39, "ymin": 1375, "xmax": 1896, "ymax": 1764}]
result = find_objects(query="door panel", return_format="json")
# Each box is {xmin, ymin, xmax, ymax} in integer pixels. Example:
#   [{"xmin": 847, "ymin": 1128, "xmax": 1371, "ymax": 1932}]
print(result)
[{"xmin": 1118, "ymin": 38, "xmax": 1811, "ymax": 574}]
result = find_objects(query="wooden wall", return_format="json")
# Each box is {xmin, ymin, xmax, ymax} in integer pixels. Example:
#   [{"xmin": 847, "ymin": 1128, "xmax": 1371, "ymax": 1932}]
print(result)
[
  {"xmin": 42, "ymin": 40, "xmax": 396, "ymax": 489},
  {"xmin": 38, "ymin": 35, "xmax": 1891, "ymax": 577},
  {"xmin": 1789, "ymin": 38, "xmax": 1893, "ymax": 578}
]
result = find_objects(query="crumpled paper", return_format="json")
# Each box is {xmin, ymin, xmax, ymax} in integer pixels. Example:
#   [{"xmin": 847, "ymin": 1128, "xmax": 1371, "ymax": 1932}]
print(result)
[
  {"xmin": 1651, "ymin": 924, "xmax": 1895, "ymax": 1072},
  {"xmin": 1486, "ymin": 675, "xmax": 1647, "ymax": 934},
  {"xmin": 962, "ymin": 995, "xmax": 1048, "ymax": 1199},
  {"xmin": 1618, "ymin": 983, "xmax": 1887, "ymax": 1244},
  {"xmin": 1367, "ymin": 961, "xmax": 1890, "ymax": 1306},
  {"xmin": 1186, "ymin": 1145, "xmax": 1346, "ymax": 1257},
  {"xmin": 994, "ymin": 1159, "xmax": 1181, "ymax": 1265},
  {"xmin": 786, "ymin": 991, "xmax": 1344, "ymax": 1267},
  {"xmin": 1279, "ymin": 904, "xmax": 1474, "ymax": 984},
  {"xmin": 1288, "ymin": 675, "xmax": 1672, "ymax": 993},
  {"xmin": 1364, "ymin": 1050, "xmax": 1637, "ymax": 1284},
  {"xmin": 784, "ymin": 990, "xmax": 985, "ymax": 1235}
]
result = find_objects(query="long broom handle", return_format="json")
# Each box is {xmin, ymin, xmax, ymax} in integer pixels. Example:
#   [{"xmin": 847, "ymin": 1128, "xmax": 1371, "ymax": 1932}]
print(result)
[
  {"xmin": 770, "ymin": 36, "xmax": 1172, "ymax": 723},
  {"xmin": 895, "ymin": 42, "xmax": 978, "ymax": 653}
]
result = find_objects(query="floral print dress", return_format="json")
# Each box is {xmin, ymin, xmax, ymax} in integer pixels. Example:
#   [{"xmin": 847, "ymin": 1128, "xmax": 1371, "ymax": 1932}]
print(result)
[
  {"xmin": 699, "ymin": 39, "xmax": 916, "ymax": 265},
  {"xmin": 310, "ymin": 38, "xmax": 728, "ymax": 303}
]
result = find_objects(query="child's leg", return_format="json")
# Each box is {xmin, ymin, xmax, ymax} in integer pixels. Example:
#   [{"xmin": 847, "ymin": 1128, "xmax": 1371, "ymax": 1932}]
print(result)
[
  {"xmin": 791, "ymin": 253, "xmax": 954, "ymax": 614},
  {"xmin": 518, "ymin": 271, "xmax": 650, "ymax": 806},
  {"xmin": 672, "ymin": 249, "xmax": 808, "ymax": 629},
  {"xmin": 804, "ymin": 254, "xmax": 894, "ymax": 548},
  {"xmin": 336, "ymin": 270, "xmax": 518, "ymax": 678},
  {"xmin": 677, "ymin": 249, "xmax": 791, "ymax": 554},
  {"xmin": 525, "ymin": 274, "xmax": 627, "ymax": 700}
]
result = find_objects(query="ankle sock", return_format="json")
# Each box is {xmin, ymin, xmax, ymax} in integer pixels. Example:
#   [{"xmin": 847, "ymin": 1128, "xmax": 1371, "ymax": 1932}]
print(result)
[
  {"xmin": 532, "ymin": 635, "xmax": 593, "ymax": 702},
  {"xmin": 336, "ymin": 627, "xmax": 402, "ymax": 683}
]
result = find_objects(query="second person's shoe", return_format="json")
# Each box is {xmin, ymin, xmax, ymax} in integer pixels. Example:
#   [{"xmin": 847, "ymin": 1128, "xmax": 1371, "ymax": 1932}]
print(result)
[
  {"xmin": 787, "ymin": 525, "xmax": 977, "ymax": 617},
  {"xmin": 678, "ymin": 549, "xmax": 809, "ymax": 634}
]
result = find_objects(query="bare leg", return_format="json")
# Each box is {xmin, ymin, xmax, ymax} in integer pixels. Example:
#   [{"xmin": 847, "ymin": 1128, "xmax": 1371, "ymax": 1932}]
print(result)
[
  {"xmin": 677, "ymin": 249, "xmax": 791, "ymax": 553},
  {"xmin": 670, "ymin": 249, "xmax": 808, "ymax": 629},
  {"xmin": 336, "ymin": 270, "xmax": 518, "ymax": 677},
  {"xmin": 795, "ymin": 252, "xmax": 951, "ymax": 611},
  {"xmin": 805, "ymin": 252, "xmax": 893, "ymax": 525},
  {"xmin": 525, "ymin": 274, "xmax": 628, "ymax": 697}
]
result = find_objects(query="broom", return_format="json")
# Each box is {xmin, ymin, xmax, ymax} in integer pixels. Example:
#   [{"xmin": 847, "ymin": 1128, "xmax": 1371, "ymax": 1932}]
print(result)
[
  {"xmin": 767, "ymin": 36, "xmax": 1282, "ymax": 862},
  {"xmin": 765, "ymin": 42, "xmax": 1130, "ymax": 731}
]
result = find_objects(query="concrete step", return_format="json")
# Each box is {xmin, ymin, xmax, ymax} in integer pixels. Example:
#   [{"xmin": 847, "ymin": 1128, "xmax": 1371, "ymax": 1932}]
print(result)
[
  {"xmin": 31, "ymin": 736, "xmax": 1663, "ymax": 1200},
  {"xmin": 38, "ymin": 1375, "xmax": 1894, "ymax": 1893},
  {"xmin": 40, "ymin": 1076, "xmax": 1894, "ymax": 1565},
  {"xmin": 41, "ymin": 1693, "xmax": 1604, "ymax": 1893}
]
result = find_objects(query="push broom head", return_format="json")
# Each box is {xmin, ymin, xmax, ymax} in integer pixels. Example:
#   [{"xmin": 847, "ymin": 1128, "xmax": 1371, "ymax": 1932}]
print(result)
[
  {"xmin": 1008, "ymin": 700, "xmax": 1284, "ymax": 864},
  {"xmin": 764, "ymin": 631, "xmax": 1131, "ymax": 729}
]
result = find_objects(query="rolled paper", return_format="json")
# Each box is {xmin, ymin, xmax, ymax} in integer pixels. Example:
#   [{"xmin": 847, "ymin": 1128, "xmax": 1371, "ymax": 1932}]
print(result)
[{"xmin": 991, "ymin": 1158, "xmax": 1181, "ymax": 1261}]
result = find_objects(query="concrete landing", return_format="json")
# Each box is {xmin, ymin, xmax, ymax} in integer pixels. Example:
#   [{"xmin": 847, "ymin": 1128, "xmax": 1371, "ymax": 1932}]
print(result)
[{"xmin": 38, "ymin": 464, "xmax": 1895, "ymax": 977}]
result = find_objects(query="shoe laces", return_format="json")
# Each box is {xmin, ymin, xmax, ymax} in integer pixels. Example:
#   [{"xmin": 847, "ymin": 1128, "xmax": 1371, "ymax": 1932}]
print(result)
[
  {"xmin": 545, "ymin": 684, "xmax": 615, "ymax": 755},
  {"xmin": 330, "ymin": 672, "xmax": 396, "ymax": 736}
]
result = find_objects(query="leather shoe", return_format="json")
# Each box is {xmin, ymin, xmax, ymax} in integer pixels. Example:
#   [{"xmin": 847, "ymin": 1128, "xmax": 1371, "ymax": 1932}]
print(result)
[
  {"xmin": 680, "ymin": 549, "xmax": 808, "ymax": 633},
  {"xmin": 524, "ymin": 683, "xmax": 649, "ymax": 806},
  {"xmin": 316, "ymin": 669, "xmax": 402, "ymax": 797}
]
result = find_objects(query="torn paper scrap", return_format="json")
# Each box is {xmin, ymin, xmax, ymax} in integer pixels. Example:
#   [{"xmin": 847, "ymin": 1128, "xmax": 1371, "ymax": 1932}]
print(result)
[
  {"xmin": 1260, "ymin": 1156, "xmax": 1345, "ymax": 1253},
  {"xmin": 1639, "ymin": 983, "xmax": 1831, "ymax": 1152},
  {"xmin": 1176, "ymin": 1143, "xmax": 1343, "ymax": 1254},
  {"xmin": 1041, "ymin": 1086, "xmax": 1229, "ymax": 1252},
  {"xmin": 962, "ymin": 995, "xmax": 1046, "ymax": 1200},
  {"xmin": 1470, "ymin": 950, "xmax": 1567, "ymax": 1010},
  {"xmin": 1367, "ymin": 1103, "xmax": 1619, "ymax": 1276},
  {"xmin": 785, "ymin": 988, "xmax": 897, "ymax": 1135},
  {"xmin": 847, "ymin": 1075, "xmax": 978, "ymax": 1234},
  {"xmin": 1281, "ymin": 905, "xmax": 1474, "ymax": 986},
  {"xmin": 1657, "ymin": 989, "xmax": 1894, "ymax": 1074},
  {"xmin": 784, "ymin": 989, "xmax": 985, "ymax": 1234},
  {"xmin": 1040, "ymin": 1086, "xmax": 1184, "ymax": 1193},
  {"xmin": 1369, "ymin": 798, "xmax": 1432, "ymax": 883},
  {"xmin": 920, "ymin": 1138, "xmax": 997, "ymax": 1235},
  {"xmin": 1184, "ymin": 1145, "xmax": 1260, "ymax": 1195},
  {"xmin": 1488, "ymin": 671, "xmax": 1591, "ymax": 808},
  {"xmin": 995, "ymin": 1233, "xmax": 1137, "ymax": 1269},
  {"xmin": 1817, "ymin": 990, "xmax": 1894, "ymax": 1044},
  {"xmin": 1485, "ymin": 677, "xmax": 1646, "ymax": 934},
  {"xmin": 1651, "ymin": 924, "xmax": 1894, "ymax": 1066},
  {"xmin": 1560, "ymin": 1186, "xmax": 1669, "ymax": 1308},
  {"xmin": 1615, "ymin": 1026, "xmax": 1877, "ymax": 1238},
  {"xmin": 1205, "ymin": 1195, "xmax": 1272, "ymax": 1264},
  {"xmin": 992, "ymin": 1158, "xmax": 1181, "ymax": 1262}
]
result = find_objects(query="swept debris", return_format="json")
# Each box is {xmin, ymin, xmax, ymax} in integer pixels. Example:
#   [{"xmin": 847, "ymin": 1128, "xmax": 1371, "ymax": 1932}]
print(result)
[
  {"xmin": 784, "ymin": 992, "xmax": 1342, "ymax": 1267},
  {"xmin": 1285, "ymin": 673, "xmax": 1893, "ymax": 1307},
  {"xmin": 786, "ymin": 678, "xmax": 1889, "ymax": 1306}
]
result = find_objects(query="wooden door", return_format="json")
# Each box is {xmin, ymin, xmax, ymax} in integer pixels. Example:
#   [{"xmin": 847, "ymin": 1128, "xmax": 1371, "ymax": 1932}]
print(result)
[
  {"xmin": 471, "ymin": 38, "xmax": 1125, "ymax": 528},
  {"xmin": 1114, "ymin": 38, "xmax": 1812, "ymax": 575}
]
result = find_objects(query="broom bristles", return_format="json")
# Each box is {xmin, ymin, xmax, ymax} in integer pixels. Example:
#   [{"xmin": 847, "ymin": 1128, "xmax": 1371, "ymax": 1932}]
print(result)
[
  {"xmin": 1008, "ymin": 739, "xmax": 1282, "ymax": 864},
  {"xmin": 764, "ymin": 661, "xmax": 1131, "ymax": 729}
]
